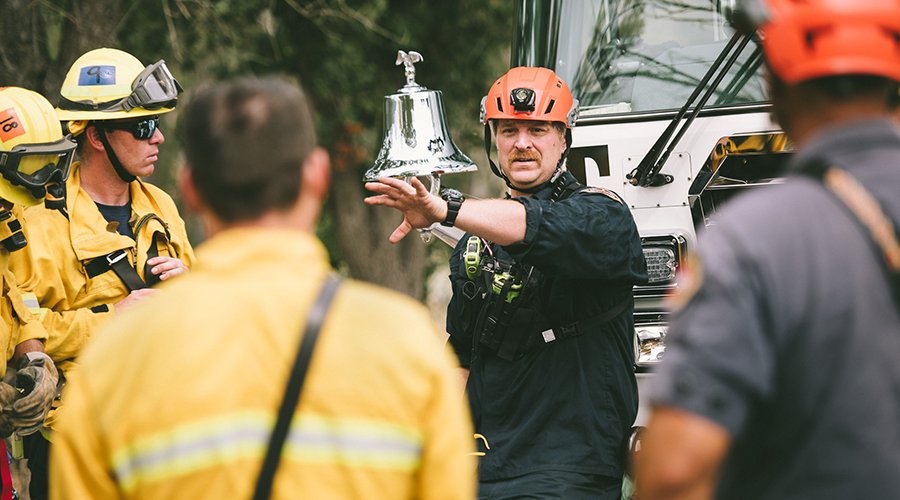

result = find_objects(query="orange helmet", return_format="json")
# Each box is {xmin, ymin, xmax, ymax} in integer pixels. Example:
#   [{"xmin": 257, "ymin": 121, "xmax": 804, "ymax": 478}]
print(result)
[
  {"xmin": 480, "ymin": 67, "xmax": 578, "ymax": 127},
  {"xmin": 739, "ymin": 0, "xmax": 900, "ymax": 84},
  {"xmin": 480, "ymin": 67, "xmax": 578, "ymax": 192}
]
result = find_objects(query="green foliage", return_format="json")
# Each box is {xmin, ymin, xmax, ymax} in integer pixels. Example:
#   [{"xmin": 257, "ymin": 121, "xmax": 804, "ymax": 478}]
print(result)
[
  {"xmin": 117, "ymin": 0, "xmax": 513, "ymax": 175},
  {"xmin": 4, "ymin": 0, "xmax": 514, "ymax": 294}
]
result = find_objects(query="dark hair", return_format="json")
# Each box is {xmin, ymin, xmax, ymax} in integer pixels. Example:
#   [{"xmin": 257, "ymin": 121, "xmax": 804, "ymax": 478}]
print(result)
[
  {"xmin": 180, "ymin": 77, "xmax": 316, "ymax": 222},
  {"xmin": 791, "ymin": 74, "xmax": 899, "ymax": 106}
]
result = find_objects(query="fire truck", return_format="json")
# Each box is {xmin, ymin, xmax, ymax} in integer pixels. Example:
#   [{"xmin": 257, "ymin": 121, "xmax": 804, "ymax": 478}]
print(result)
[{"xmin": 509, "ymin": 0, "xmax": 789, "ymax": 426}]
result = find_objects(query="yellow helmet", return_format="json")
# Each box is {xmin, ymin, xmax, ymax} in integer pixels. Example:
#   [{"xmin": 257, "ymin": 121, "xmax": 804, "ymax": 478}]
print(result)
[
  {"xmin": 57, "ymin": 48, "xmax": 182, "ymax": 123},
  {"xmin": 0, "ymin": 87, "xmax": 76, "ymax": 206}
]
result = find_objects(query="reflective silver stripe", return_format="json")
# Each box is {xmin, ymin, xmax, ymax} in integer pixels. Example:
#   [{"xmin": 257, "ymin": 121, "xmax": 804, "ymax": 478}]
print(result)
[
  {"xmin": 112, "ymin": 411, "xmax": 423, "ymax": 492},
  {"xmin": 20, "ymin": 292, "xmax": 40, "ymax": 313}
]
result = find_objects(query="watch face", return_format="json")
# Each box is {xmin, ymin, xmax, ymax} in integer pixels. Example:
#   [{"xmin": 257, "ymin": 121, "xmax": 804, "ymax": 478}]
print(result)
[{"xmin": 441, "ymin": 188, "xmax": 464, "ymax": 201}]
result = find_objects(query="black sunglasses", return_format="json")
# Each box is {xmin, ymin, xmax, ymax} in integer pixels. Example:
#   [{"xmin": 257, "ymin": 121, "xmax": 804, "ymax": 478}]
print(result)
[{"xmin": 100, "ymin": 116, "xmax": 160, "ymax": 140}]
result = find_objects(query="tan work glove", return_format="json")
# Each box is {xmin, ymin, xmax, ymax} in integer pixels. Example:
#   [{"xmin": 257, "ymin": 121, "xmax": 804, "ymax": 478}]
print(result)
[
  {"xmin": 0, "ymin": 381, "xmax": 19, "ymax": 437},
  {"xmin": 7, "ymin": 352, "xmax": 59, "ymax": 436}
]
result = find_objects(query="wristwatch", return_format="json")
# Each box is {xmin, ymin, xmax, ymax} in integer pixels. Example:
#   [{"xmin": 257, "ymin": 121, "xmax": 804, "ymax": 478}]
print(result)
[{"xmin": 441, "ymin": 188, "xmax": 465, "ymax": 227}]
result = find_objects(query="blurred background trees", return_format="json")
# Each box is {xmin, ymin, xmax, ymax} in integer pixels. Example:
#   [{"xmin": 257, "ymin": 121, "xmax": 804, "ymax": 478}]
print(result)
[{"xmin": 0, "ymin": 0, "xmax": 514, "ymax": 303}]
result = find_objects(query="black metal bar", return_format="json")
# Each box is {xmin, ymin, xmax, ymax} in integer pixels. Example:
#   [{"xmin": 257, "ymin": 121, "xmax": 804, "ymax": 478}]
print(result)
[
  {"xmin": 716, "ymin": 44, "xmax": 763, "ymax": 105},
  {"xmin": 630, "ymin": 30, "xmax": 745, "ymax": 187},
  {"xmin": 511, "ymin": 0, "xmax": 562, "ymax": 69},
  {"xmin": 646, "ymin": 33, "xmax": 753, "ymax": 185}
]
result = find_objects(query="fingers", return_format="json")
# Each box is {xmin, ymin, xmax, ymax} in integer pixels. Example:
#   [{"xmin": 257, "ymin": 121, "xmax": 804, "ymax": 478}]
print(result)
[
  {"xmin": 11, "ymin": 417, "xmax": 44, "ymax": 437},
  {"xmin": 8, "ymin": 366, "xmax": 55, "ymax": 434},
  {"xmin": 364, "ymin": 180, "xmax": 413, "ymax": 210},
  {"xmin": 363, "ymin": 194, "xmax": 401, "ymax": 208},
  {"xmin": 365, "ymin": 178, "xmax": 418, "ymax": 198},
  {"xmin": 366, "ymin": 177, "xmax": 437, "ymax": 242},
  {"xmin": 389, "ymin": 219, "xmax": 413, "ymax": 244},
  {"xmin": 367, "ymin": 177, "xmax": 415, "ymax": 192},
  {"xmin": 410, "ymin": 176, "xmax": 430, "ymax": 196},
  {"xmin": 0, "ymin": 382, "xmax": 18, "ymax": 407},
  {"xmin": 148, "ymin": 257, "xmax": 188, "ymax": 281},
  {"xmin": 154, "ymin": 263, "xmax": 187, "ymax": 281}
]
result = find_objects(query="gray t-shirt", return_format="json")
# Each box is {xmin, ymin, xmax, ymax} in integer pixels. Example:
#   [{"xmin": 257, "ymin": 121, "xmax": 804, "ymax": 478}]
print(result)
[{"xmin": 650, "ymin": 119, "xmax": 900, "ymax": 499}]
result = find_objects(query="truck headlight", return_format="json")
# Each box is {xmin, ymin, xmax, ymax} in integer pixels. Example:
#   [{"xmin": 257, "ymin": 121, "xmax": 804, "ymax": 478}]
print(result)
[
  {"xmin": 634, "ymin": 325, "xmax": 667, "ymax": 366},
  {"xmin": 639, "ymin": 234, "xmax": 687, "ymax": 287},
  {"xmin": 643, "ymin": 246, "xmax": 676, "ymax": 284}
]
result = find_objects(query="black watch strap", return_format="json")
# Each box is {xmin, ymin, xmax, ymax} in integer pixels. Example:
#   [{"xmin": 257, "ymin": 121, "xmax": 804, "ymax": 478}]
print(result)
[{"xmin": 441, "ymin": 194, "xmax": 464, "ymax": 227}]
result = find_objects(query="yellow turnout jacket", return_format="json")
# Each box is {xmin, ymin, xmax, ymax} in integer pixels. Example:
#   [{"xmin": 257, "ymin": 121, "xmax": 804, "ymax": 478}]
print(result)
[
  {"xmin": 9, "ymin": 163, "xmax": 195, "ymax": 430},
  {"xmin": 51, "ymin": 228, "xmax": 476, "ymax": 499}
]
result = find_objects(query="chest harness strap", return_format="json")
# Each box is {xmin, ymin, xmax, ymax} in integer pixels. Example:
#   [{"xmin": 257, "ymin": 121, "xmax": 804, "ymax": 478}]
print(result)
[
  {"xmin": 803, "ymin": 162, "xmax": 900, "ymax": 309},
  {"xmin": 83, "ymin": 214, "xmax": 175, "ymax": 292},
  {"xmin": 84, "ymin": 249, "xmax": 147, "ymax": 292}
]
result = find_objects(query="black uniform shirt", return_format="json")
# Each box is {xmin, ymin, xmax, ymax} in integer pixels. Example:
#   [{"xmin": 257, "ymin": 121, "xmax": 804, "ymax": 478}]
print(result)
[{"xmin": 447, "ymin": 171, "xmax": 648, "ymax": 481}]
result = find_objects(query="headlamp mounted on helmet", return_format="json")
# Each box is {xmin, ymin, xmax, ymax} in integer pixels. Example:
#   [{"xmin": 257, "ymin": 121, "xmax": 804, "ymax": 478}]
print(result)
[
  {"xmin": 510, "ymin": 88, "xmax": 536, "ymax": 113},
  {"xmin": 61, "ymin": 60, "xmax": 182, "ymax": 113},
  {"xmin": 0, "ymin": 137, "xmax": 76, "ymax": 194}
]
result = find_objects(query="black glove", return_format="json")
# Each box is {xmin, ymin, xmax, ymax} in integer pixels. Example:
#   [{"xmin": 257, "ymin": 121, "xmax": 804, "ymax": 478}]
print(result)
[{"xmin": 8, "ymin": 352, "xmax": 59, "ymax": 436}]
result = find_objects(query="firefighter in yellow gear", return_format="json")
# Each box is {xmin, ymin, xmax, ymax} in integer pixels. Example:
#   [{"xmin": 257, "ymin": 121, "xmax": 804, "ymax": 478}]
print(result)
[
  {"xmin": 0, "ymin": 86, "xmax": 79, "ymax": 497},
  {"xmin": 50, "ymin": 77, "xmax": 476, "ymax": 499},
  {"xmin": 7, "ymin": 48, "xmax": 195, "ymax": 499}
]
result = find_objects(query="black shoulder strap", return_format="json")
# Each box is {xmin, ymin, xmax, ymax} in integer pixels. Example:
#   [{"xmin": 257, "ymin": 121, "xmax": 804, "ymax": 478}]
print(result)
[
  {"xmin": 550, "ymin": 173, "xmax": 584, "ymax": 202},
  {"xmin": 84, "ymin": 249, "xmax": 148, "ymax": 292},
  {"xmin": 803, "ymin": 164, "xmax": 900, "ymax": 309},
  {"xmin": 252, "ymin": 273, "xmax": 342, "ymax": 500}
]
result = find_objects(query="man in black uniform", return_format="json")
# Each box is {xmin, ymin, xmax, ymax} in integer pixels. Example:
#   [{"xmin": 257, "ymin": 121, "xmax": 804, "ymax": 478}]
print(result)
[
  {"xmin": 366, "ymin": 67, "xmax": 648, "ymax": 499},
  {"xmin": 638, "ymin": 1, "xmax": 900, "ymax": 499}
]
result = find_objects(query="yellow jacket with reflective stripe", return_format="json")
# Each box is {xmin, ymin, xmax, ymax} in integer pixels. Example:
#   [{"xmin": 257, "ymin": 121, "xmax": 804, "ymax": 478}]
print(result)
[
  {"xmin": 10, "ymin": 162, "xmax": 195, "ymax": 375},
  {"xmin": 51, "ymin": 228, "xmax": 476, "ymax": 500}
]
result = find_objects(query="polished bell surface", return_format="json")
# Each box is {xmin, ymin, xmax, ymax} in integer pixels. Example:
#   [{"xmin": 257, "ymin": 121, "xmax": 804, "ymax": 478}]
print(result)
[{"xmin": 363, "ymin": 50, "xmax": 477, "ymax": 182}]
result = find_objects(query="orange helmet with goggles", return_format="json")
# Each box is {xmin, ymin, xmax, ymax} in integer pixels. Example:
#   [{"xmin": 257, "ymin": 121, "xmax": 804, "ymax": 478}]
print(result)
[
  {"xmin": 480, "ymin": 67, "xmax": 578, "ymax": 127},
  {"xmin": 735, "ymin": 0, "xmax": 900, "ymax": 84}
]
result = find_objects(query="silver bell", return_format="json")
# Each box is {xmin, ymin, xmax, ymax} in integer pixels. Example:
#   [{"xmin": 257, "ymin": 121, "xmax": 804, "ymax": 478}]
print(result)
[{"xmin": 363, "ymin": 50, "xmax": 477, "ymax": 183}]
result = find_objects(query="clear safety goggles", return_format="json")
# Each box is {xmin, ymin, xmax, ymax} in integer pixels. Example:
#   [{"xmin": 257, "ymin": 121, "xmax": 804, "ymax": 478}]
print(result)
[
  {"xmin": 0, "ymin": 137, "xmax": 76, "ymax": 190},
  {"xmin": 108, "ymin": 60, "xmax": 183, "ymax": 112}
]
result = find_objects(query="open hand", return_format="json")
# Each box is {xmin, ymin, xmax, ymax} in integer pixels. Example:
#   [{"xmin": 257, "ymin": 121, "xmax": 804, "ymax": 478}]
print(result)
[{"xmin": 364, "ymin": 177, "xmax": 446, "ymax": 243}]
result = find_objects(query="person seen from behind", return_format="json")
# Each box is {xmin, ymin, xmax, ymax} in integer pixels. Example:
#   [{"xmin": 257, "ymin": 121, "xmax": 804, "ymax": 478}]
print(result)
[{"xmin": 638, "ymin": 0, "xmax": 900, "ymax": 498}]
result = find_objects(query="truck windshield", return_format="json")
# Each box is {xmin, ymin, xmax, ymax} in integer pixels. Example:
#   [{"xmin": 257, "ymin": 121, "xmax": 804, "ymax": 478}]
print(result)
[{"xmin": 555, "ymin": 0, "xmax": 767, "ymax": 116}]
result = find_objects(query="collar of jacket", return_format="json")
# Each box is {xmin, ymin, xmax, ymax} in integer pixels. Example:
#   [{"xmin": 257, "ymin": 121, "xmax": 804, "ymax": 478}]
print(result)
[
  {"xmin": 194, "ymin": 227, "xmax": 331, "ymax": 275},
  {"xmin": 527, "ymin": 170, "xmax": 578, "ymax": 201},
  {"xmin": 67, "ymin": 161, "xmax": 169, "ymax": 262},
  {"xmin": 789, "ymin": 118, "xmax": 900, "ymax": 175}
]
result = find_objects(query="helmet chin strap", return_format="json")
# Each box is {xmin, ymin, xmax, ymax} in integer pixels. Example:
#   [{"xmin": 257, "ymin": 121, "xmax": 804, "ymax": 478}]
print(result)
[
  {"xmin": 96, "ymin": 127, "xmax": 137, "ymax": 183},
  {"xmin": 483, "ymin": 125, "xmax": 572, "ymax": 195}
]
